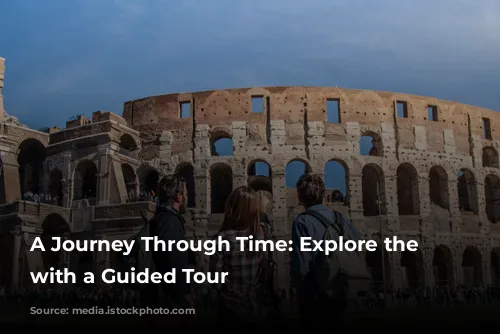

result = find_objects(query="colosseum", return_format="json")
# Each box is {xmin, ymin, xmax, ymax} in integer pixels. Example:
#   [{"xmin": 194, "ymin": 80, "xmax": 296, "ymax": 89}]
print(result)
[{"xmin": 0, "ymin": 57, "xmax": 499, "ymax": 292}]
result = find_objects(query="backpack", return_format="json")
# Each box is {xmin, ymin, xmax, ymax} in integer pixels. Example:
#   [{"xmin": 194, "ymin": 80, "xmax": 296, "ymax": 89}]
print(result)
[
  {"xmin": 260, "ymin": 215, "xmax": 283, "ymax": 317},
  {"xmin": 300, "ymin": 209, "xmax": 372, "ymax": 306},
  {"xmin": 116, "ymin": 211, "xmax": 170, "ymax": 291}
]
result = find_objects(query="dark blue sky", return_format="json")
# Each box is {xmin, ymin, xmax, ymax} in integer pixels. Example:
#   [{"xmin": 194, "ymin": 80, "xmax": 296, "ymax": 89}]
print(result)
[{"xmin": 1, "ymin": 0, "xmax": 499, "ymax": 190}]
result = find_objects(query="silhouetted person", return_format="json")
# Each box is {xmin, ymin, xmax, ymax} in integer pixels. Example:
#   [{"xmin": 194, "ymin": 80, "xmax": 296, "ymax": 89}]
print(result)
[
  {"xmin": 290, "ymin": 173, "xmax": 361, "ymax": 331},
  {"xmin": 210, "ymin": 186, "xmax": 273, "ymax": 328},
  {"xmin": 150, "ymin": 174, "xmax": 196, "ymax": 310}
]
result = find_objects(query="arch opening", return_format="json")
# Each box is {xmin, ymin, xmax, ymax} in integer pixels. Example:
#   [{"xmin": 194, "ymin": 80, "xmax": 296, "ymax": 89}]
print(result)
[
  {"xmin": 285, "ymin": 159, "xmax": 311, "ymax": 189},
  {"xmin": 73, "ymin": 160, "xmax": 98, "ymax": 201},
  {"xmin": 140, "ymin": 168, "xmax": 159, "ymax": 201},
  {"xmin": 41, "ymin": 213, "xmax": 70, "ymax": 271},
  {"xmin": 324, "ymin": 160, "xmax": 348, "ymax": 204},
  {"xmin": 121, "ymin": 164, "xmax": 137, "ymax": 201},
  {"xmin": 18, "ymin": 139, "xmax": 46, "ymax": 196},
  {"xmin": 433, "ymin": 245, "xmax": 454, "ymax": 286},
  {"xmin": 484, "ymin": 174, "xmax": 500, "ymax": 224},
  {"xmin": 400, "ymin": 249, "xmax": 424, "ymax": 289},
  {"xmin": 462, "ymin": 246, "xmax": 483, "ymax": 286},
  {"xmin": 482, "ymin": 146, "xmax": 499, "ymax": 168},
  {"xmin": 362, "ymin": 164, "xmax": 386, "ymax": 216},
  {"xmin": 365, "ymin": 247, "xmax": 391, "ymax": 289},
  {"xmin": 491, "ymin": 248, "xmax": 500, "ymax": 287},
  {"xmin": 248, "ymin": 160, "xmax": 272, "ymax": 194},
  {"xmin": 48, "ymin": 169, "xmax": 63, "ymax": 206},
  {"xmin": 119, "ymin": 134, "xmax": 138, "ymax": 151},
  {"xmin": 210, "ymin": 163, "xmax": 233, "ymax": 214},
  {"xmin": 458, "ymin": 169, "xmax": 478, "ymax": 214},
  {"xmin": 176, "ymin": 163, "xmax": 196, "ymax": 208},
  {"xmin": 360, "ymin": 132, "xmax": 383, "ymax": 157},
  {"xmin": 396, "ymin": 163, "xmax": 420, "ymax": 215},
  {"xmin": 210, "ymin": 131, "xmax": 233, "ymax": 157},
  {"xmin": 429, "ymin": 166, "xmax": 449, "ymax": 209}
]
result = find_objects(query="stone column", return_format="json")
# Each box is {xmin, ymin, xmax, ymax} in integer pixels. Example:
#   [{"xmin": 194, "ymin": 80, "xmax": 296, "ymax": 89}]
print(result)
[
  {"xmin": 348, "ymin": 172, "xmax": 364, "ymax": 230},
  {"xmin": 454, "ymin": 248, "xmax": 463, "ymax": 286},
  {"xmin": 422, "ymin": 241, "xmax": 435, "ymax": 287},
  {"xmin": 97, "ymin": 148, "xmax": 111, "ymax": 206},
  {"xmin": 10, "ymin": 228, "xmax": 23, "ymax": 293},
  {"xmin": 191, "ymin": 165, "xmax": 210, "ymax": 274},
  {"xmin": 271, "ymin": 164, "xmax": 288, "ymax": 289},
  {"xmin": 448, "ymin": 178, "xmax": 461, "ymax": 233},
  {"xmin": 271, "ymin": 165, "xmax": 287, "ymax": 236},
  {"xmin": 232, "ymin": 159, "xmax": 246, "ymax": 189},
  {"xmin": 418, "ymin": 174, "xmax": 431, "ymax": 217},
  {"xmin": 0, "ymin": 151, "xmax": 21, "ymax": 202},
  {"xmin": 391, "ymin": 249, "xmax": 402, "ymax": 289},
  {"xmin": 482, "ymin": 247, "xmax": 490, "ymax": 285},
  {"xmin": 194, "ymin": 165, "xmax": 209, "ymax": 214},
  {"xmin": 306, "ymin": 121, "xmax": 325, "ymax": 161},
  {"xmin": 232, "ymin": 121, "xmax": 246, "ymax": 157},
  {"xmin": 476, "ymin": 177, "xmax": 489, "ymax": 234},
  {"xmin": 268, "ymin": 120, "xmax": 289, "ymax": 290},
  {"xmin": 158, "ymin": 131, "xmax": 173, "ymax": 164}
]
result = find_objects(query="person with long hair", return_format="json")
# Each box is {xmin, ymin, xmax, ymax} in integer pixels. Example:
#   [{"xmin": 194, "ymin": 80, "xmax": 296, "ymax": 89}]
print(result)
[{"xmin": 209, "ymin": 186, "xmax": 271, "ymax": 327}]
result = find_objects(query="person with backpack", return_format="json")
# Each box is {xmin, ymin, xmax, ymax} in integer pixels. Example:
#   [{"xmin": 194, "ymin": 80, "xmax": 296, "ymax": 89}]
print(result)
[
  {"xmin": 290, "ymin": 173, "xmax": 370, "ymax": 330},
  {"xmin": 149, "ymin": 174, "xmax": 196, "ymax": 309}
]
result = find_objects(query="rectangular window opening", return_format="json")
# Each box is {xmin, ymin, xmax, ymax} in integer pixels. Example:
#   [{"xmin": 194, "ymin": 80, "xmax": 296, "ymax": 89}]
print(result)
[
  {"xmin": 428, "ymin": 105, "xmax": 438, "ymax": 121},
  {"xmin": 251, "ymin": 96, "xmax": 264, "ymax": 113},
  {"xmin": 180, "ymin": 102, "xmax": 191, "ymax": 119},
  {"xmin": 483, "ymin": 117, "xmax": 492, "ymax": 139},
  {"xmin": 327, "ymin": 99, "xmax": 340, "ymax": 123},
  {"xmin": 396, "ymin": 101, "xmax": 408, "ymax": 118}
]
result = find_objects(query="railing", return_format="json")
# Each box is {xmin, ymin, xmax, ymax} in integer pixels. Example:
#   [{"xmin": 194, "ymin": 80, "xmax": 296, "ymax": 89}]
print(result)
[{"xmin": 93, "ymin": 202, "xmax": 156, "ymax": 220}]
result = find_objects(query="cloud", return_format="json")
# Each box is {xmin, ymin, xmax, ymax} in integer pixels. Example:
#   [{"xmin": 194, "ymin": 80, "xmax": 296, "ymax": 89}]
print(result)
[
  {"xmin": 107, "ymin": 0, "xmax": 148, "ymax": 35},
  {"xmin": 119, "ymin": 0, "xmax": 500, "ymax": 67},
  {"xmin": 4, "ymin": 0, "xmax": 500, "ymax": 121},
  {"xmin": 39, "ymin": 61, "xmax": 99, "ymax": 95}
]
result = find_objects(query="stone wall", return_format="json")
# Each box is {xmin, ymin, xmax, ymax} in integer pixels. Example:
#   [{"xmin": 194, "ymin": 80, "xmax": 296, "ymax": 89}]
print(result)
[
  {"xmin": 2, "ymin": 82, "xmax": 500, "ymax": 290},
  {"xmin": 123, "ymin": 87, "xmax": 500, "ymax": 288}
]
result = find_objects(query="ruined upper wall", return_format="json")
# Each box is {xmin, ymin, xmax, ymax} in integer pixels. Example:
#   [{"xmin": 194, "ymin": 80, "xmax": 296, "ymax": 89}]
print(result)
[
  {"xmin": 50, "ymin": 111, "xmax": 135, "ymax": 147},
  {"xmin": 122, "ymin": 86, "xmax": 499, "ymax": 158}
]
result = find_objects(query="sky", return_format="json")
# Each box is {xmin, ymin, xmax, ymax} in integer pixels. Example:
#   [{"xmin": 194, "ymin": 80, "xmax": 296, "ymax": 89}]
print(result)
[{"xmin": 1, "ymin": 0, "xmax": 499, "ymax": 190}]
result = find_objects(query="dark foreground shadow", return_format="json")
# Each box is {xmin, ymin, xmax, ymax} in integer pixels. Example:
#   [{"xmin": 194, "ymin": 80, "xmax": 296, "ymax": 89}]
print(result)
[{"xmin": 2, "ymin": 305, "xmax": 500, "ymax": 332}]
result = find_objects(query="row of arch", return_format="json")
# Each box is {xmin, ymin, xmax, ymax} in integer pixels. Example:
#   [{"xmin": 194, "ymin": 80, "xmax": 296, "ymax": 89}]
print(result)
[
  {"xmin": 12, "ymin": 135, "xmax": 138, "ymax": 200},
  {"xmin": 6, "ymin": 136, "xmax": 500, "ymax": 223},
  {"xmin": 285, "ymin": 159, "xmax": 500, "ymax": 221},
  {"xmin": 135, "ymin": 158, "xmax": 500, "ymax": 221},
  {"xmin": 210, "ymin": 131, "xmax": 500, "ymax": 169},
  {"xmin": 20, "ymin": 154, "xmax": 500, "ymax": 223}
]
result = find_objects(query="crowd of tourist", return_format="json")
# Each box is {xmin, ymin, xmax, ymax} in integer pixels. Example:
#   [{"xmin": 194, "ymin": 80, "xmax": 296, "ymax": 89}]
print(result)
[
  {"xmin": 21, "ymin": 192, "xmax": 61, "ymax": 206},
  {"xmin": 20, "ymin": 190, "xmax": 158, "ymax": 206},
  {"xmin": 126, "ymin": 190, "xmax": 157, "ymax": 203},
  {"xmin": 0, "ymin": 283, "xmax": 499, "ymax": 313}
]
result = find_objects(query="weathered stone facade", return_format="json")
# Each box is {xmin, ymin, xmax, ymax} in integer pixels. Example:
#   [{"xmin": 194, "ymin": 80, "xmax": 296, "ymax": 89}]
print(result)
[{"xmin": 1, "ymin": 58, "xmax": 500, "ymax": 292}]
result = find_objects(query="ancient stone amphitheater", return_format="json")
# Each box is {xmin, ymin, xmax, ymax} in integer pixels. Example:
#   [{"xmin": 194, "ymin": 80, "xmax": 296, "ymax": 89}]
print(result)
[{"xmin": 0, "ymin": 57, "xmax": 499, "ymax": 292}]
